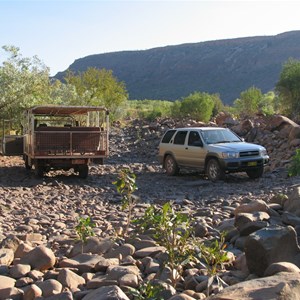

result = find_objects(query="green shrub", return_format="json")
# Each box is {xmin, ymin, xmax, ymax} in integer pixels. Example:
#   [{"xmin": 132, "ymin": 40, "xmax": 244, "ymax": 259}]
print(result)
[
  {"xmin": 135, "ymin": 202, "xmax": 194, "ymax": 286},
  {"xmin": 113, "ymin": 169, "xmax": 138, "ymax": 236},
  {"xmin": 288, "ymin": 148, "xmax": 300, "ymax": 176}
]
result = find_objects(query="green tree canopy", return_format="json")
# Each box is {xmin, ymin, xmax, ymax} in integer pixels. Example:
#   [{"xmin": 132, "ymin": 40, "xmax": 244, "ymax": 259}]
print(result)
[
  {"xmin": 65, "ymin": 67, "xmax": 128, "ymax": 117},
  {"xmin": 276, "ymin": 58, "xmax": 300, "ymax": 118},
  {"xmin": 233, "ymin": 86, "xmax": 263, "ymax": 117},
  {"xmin": 180, "ymin": 92, "xmax": 215, "ymax": 122},
  {"xmin": 0, "ymin": 45, "xmax": 50, "ymax": 122}
]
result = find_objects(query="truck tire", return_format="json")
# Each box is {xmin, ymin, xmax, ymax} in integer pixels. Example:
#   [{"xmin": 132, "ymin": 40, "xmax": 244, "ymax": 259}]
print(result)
[
  {"xmin": 35, "ymin": 165, "xmax": 44, "ymax": 177},
  {"xmin": 24, "ymin": 155, "xmax": 32, "ymax": 170},
  {"xmin": 78, "ymin": 165, "xmax": 89, "ymax": 179}
]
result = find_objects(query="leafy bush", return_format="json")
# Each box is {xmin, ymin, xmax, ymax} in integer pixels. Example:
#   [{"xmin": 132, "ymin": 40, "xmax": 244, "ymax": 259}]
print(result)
[
  {"xmin": 288, "ymin": 149, "xmax": 300, "ymax": 176},
  {"xmin": 75, "ymin": 216, "xmax": 95, "ymax": 253},
  {"xmin": 113, "ymin": 169, "xmax": 138, "ymax": 236},
  {"xmin": 180, "ymin": 92, "xmax": 215, "ymax": 122},
  {"xmin": 135, "ymin": 202, "xmax": 194, "ymax": 286}
]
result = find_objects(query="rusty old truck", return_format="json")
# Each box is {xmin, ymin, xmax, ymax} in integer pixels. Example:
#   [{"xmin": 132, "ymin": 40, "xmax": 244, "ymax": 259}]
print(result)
[{"xmin": 19, "ymin": 105, "xmax": 109, "ymax": 178}]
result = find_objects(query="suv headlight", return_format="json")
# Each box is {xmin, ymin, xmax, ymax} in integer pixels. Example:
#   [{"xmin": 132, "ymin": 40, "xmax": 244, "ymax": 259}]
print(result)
[
  {"xmin": 259, "ymin": 148, "xmax": 268, "ymax": 156},
  {"xmin": 222, "ymin": 151, "xmax": 239, "ymax": 159}
]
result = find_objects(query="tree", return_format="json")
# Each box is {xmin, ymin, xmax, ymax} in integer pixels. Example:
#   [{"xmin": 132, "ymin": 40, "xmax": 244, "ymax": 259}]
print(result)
[
  {"xmin": 0, "ymin": 45, "xmax": 50, "ymax": 125},
  {"xmin": 276, "ymin": 58, "xmax": 300, "ymax": 119},
  {"xmin": 180, "ymin": 92, "xmax": 215, "ymax": 122},
  {"xmin": 65, "ymin": 67, "xmax": 128, "ymax": 118},
  {"xmin": 259, "ymin": 91, "xmax": 276, "ymax": 116},
  {"xmin": 233, "ymin": 86, "xmax": 263, "ymax": 117}
]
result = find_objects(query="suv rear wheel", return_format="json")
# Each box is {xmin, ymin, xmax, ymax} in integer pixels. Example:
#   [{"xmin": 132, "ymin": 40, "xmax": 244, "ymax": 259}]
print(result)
[
  {"xmin": 206, "ymin": 158, "xmax": 225, "ymax": 182},
  {"xmin": 164, "ymin": 155, "xmax": 179, "ymax": 176}
]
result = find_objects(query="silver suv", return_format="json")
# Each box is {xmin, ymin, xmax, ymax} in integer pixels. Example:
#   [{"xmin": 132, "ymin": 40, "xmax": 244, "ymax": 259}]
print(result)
[{"xmin": 158, "ymin": 127, "xmax": 269, "ymax": 181}]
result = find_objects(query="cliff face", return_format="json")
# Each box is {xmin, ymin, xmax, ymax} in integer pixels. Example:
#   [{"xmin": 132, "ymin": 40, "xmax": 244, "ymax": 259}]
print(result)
[{"xmin": 54, "ymin": 31, "xmax": 300, "ymax": 104}]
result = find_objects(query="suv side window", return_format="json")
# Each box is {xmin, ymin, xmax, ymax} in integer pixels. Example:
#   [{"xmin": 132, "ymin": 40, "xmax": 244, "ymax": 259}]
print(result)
[
  {"xmin": 174, "ymin": 131, "xmax": 188, "ymax": 145},
  {"xmin": 161, "ymin": 130, "xmax": 176, "ymax": 143},
  {"xmin": 188, "ymin": 131, "xmax": 202, "ymax": 146}
]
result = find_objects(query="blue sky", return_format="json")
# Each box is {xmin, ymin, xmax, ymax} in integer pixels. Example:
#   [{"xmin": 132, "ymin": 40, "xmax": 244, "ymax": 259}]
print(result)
[{"xmin": 1, "ymin": 0, "xmax": 300, "ymax": 76}]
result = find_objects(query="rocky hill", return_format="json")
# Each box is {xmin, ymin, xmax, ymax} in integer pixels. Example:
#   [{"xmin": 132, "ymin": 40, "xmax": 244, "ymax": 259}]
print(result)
[{"xmin": 54, "ymin": 31, "xmax": 300, "ymax": 104}]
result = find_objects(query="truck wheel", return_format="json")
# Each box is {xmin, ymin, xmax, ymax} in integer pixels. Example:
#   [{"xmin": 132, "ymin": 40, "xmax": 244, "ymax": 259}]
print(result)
[
  {"xmin": 206, "ymin": 159, "xmax": 225, "ymax": 182},
  {"xmin": 35, "ymin": 165, "xmax": 44, "ymax": 177},
  {"xmin": 246, "ymin": 167, "xmax": 264, "ymax": 179},
  {"xmin": 24, "ymin": 155, "xmax": 32, "ymax": 170},
  {"xmin": 164, "ymin": 155, "xmax": 179, "ymax": 176},
  {"xmin": 78, "ymin": 165, "xmax": 89, "ymax": 178}
]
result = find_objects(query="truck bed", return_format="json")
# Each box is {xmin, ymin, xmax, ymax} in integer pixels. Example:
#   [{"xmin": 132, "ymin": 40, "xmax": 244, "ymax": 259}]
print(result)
[{"xmin": 34, "ymin": 127, "xmax": 107, "ymax": 156}]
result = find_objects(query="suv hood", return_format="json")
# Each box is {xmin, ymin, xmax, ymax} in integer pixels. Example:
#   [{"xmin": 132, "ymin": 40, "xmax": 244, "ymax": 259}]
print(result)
[{"xmin": 207, "ymin": 142, "xmax": 264, "ymax": 152}]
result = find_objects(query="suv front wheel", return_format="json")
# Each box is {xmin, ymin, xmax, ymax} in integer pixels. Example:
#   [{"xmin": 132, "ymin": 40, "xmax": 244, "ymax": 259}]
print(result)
[
  {"xmin": 164, "ymin": 155, "xmax": 179, "ymax": 176},
  {"xmin": 206, "ymin": 158, "xmax": 225, "ymax": 182}
]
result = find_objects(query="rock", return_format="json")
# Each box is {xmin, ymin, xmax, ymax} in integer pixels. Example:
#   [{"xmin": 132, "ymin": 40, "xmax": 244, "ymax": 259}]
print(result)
[
  {"xmin": 68, "ymin": 237, "xmax": 114, "ymax": 258},
  {"xmin": 37, "ymin": 279, "xmax": 63, "ymax": 297},
  {"xmin": 23, "ymin": 284, "xmax": 43, "ymax": 300},
  {"xmin": 104, "ymin": 243, "xmax": 135, "ymax": 259},
  {"xmin": 134, "ymin": 246, "xmax": 166, "ymax": 258},
  {"xmin": 0, "ymin": 248, "xmax": 14, "ymax": 265},
  {"xmin": 207, "ymin": 272, "xmax": 300, "ymax": 300},
  {"xmin": 0, "ymin": 275, "xmax": 16, "ymax": 289},
  {"xmin": 9, "ymin": 264, "xmax": 31, "ymax": 279},
  {"xmin": 106, "ymin": 265, "xmax": 141, "ymax": 280},
  {"xmin": 82, "ymin": 285, "xmax": 130, "ymax": 300},
  {"xmin": 19, "ymin": 245, "xmax": 56, "ymax": 271},
  {"xmin": 59, "ymin": 253, "xmax": 103, "ymax": 273},
  {"xmin": 0, "ymin": 287, "xmax": 23, "ymax": 300},
  {"xmin": 244, "ymin": 225, "xmax": 300, "ymax": 276},
  {"xmin": 169, "ymin": 294, "xmax": 197, "ymax": 300},
  {"xmin": 284, "ymin": 185, "xmax": 300, "ymax": 216},
  {"xmin": 264, "ymin": 261, "xmax": 300, "ymax": 276},
  {"xmin": 234, "ymin": 200, "xmax": 269, "ymax": 216},
  {"xmin": 118, "ymin": 273, "xmax": 139, "ymax": 288},
  {"xmin": 57, "ymin": 268, "xmax": 85, "ymax": 289}
]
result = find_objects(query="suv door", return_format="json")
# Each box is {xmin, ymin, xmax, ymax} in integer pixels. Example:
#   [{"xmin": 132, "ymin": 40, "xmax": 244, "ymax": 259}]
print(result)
[
  {"xmin": 183, "ymin": 130, "xmax": 206, "ymax": 169},
  {"xmin": 172, "ymin": 130, "xmax": 188, "ymax": 165}
]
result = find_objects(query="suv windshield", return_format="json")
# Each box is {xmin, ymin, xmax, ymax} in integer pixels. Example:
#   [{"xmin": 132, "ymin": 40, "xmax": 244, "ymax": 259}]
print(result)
[{"xmin": 201, "ymin": 129, "xmax": 241, "ymax": 144}]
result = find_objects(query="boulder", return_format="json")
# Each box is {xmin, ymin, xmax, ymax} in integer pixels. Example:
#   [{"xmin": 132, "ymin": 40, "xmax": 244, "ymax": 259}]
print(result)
[
  {"xmin": 82, "ymin": 285, "xmax": 130, "ymax": 300},
  {"xmin": 284, "ymin": 185, "xmax": 300, "ymax": 217},
  {"xmin": 19, "ymin": 245, "xmax": 56, "ymax": 271},
  {"xmin": 207, "ymin": 272, "xmax": 300, "ymax": 300},
  {"xmin": 244, "ymin": 225, "xmax": 300, "ymax": 276}
]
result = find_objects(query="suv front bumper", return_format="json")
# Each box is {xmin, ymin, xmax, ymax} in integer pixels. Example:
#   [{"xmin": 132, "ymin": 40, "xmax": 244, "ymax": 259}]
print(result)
[{"xmin": 220, "ymin": 156, "xmax": 269, "ymax": 172}]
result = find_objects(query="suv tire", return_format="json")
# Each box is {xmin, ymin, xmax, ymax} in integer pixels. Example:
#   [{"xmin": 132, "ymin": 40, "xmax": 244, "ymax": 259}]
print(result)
[
  {"xmin": 206, "ymin": 158, "xmax": 225, "ymax": 182},
  {"xmin": 164, "ymin": 155, "xmax": 179, "ymax": 176},
  {"xmin": 246, "ymin": 167, "xmax": 264, "ymax": 179}
]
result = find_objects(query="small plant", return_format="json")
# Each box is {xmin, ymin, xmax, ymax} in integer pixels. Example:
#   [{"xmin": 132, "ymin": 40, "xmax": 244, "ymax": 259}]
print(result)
[
  {"xmin": 75, "ymin": 216, "xmax": 95, "ymax": 253},
  {"xmin": 196, "ymin": 232, "xmax": 229, "ymax": 296},
  {"xmin": 135, "ymin": 202, "xmax": 194, "ymax": 287},
  {"xmin": 288, "ymin": 148, "xmax": 300, "ymax": 176},
  {"xmin": 128, "ymin": 281, "xmax": 164, "ymax": 300},
  {"xmin": 113, "ymin": 168, "xmax": 138, "ymax": 236}
]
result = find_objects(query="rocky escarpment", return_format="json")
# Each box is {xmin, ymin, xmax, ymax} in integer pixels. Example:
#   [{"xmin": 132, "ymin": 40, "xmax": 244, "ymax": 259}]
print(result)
[{"xmin": 0, "ymin": 114, "xmax": 300, "ymax": 299}]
